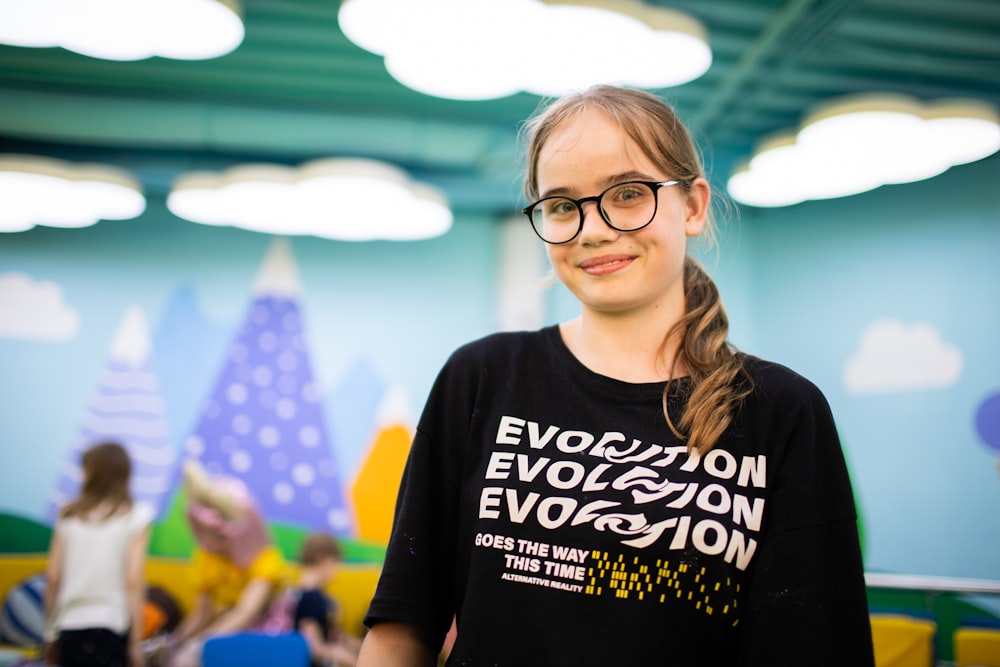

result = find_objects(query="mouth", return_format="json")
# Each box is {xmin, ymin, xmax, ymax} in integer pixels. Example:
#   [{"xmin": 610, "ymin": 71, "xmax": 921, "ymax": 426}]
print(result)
[{"xmin": 579, "ymin": 254, "xmax": 635, "ymax": 275}]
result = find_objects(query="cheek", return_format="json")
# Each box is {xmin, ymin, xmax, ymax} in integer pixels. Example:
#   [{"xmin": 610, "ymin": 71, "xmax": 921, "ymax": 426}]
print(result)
[
  {"xmin": 649, "ymin": 208, "xmax": 693, "ymax": 245},
  {"xmin": 546, "ymin": 245, "xmax": 572, "ymax": 275},
  {"xmin": 545, "ymin": 244, "xmax": 561, "ymax": 265}
]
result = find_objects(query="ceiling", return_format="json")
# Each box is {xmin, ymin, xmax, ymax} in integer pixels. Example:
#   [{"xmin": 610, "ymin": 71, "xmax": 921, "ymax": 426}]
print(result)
[{"xmin": 1, "ymin": 0, "xmax": 999, "ymax": 220}]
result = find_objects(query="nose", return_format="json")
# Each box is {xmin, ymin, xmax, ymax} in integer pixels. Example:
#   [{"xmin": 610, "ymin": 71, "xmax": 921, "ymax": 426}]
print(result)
[{"xmin": 577, "ymin": 200, "xmax": 616, "ymax": 243}]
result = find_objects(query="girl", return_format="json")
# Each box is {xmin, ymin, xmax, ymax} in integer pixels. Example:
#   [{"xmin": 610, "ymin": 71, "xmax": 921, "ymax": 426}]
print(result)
[
  {"xmin": 161, "ymin": 460, "xmax": 289, "ymax": 667},
  {"xmin": 357, "ymin": 85, "xmax": 874, "ymax": 666},
  {"xmin": 44, "ymin": 441, "xmax": 151, "ymax": 667}
]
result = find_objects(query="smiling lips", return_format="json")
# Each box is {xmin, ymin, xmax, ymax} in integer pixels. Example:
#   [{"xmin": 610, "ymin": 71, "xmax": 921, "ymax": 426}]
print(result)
[{"xmin": 579, "ymin": 254, "xmax": 635, "ymax": 275}]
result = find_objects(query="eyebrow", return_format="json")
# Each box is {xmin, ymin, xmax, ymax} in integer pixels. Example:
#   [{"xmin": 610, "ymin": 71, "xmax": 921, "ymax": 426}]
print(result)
[{"xmin": 540, "ymin": 170, "xmax": 657, "ymax": 199}]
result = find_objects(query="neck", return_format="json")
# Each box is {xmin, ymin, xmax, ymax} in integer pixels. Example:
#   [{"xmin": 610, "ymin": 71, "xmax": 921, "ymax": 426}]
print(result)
[
  {"xmin": 561, "ymin": 304, "xmax": 687, "ymax": 383},
  {"xmin": 299, "ymin": 567, "xmax": 324, "ymax": 588}
]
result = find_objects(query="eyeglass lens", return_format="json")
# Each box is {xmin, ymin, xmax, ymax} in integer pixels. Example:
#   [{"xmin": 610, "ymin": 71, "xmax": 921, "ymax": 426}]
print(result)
[{"xmin": 529, "ymin": 181, "xmax": 658, "ymax": 243}]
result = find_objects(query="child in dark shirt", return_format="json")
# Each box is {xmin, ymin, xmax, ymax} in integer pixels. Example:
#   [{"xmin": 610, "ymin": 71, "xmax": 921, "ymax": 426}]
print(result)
[{"xmin": 295, "ymin": 533, "xmax": 361, "ymax": 667}]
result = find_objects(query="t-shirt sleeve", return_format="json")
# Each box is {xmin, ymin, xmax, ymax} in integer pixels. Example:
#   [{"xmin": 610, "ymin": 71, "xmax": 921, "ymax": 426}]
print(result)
[
  {"xmin": 192, "ymin": 548, "xmax": 230, "ymax": 595},
  {"xmin": 247, "ymin": 545, "xmax": 287, "ymax": 585},
  {"xmin": 362, "ymin": 427, "xmax": 460, "ymax": 650},
  {"xmin": 362, "ymin": 350, "xmax": 474, "ymax": 651},
  {"xmin": 735, "ymin": 374, "xmax": 874, "ymax": 666},
  {"xmin": 130, "ymin": 502, "xmax": 155, "ymax": 535},
  {"xmin": 294, "ymin": 589, "xmax": 330, "ymax": 633}
]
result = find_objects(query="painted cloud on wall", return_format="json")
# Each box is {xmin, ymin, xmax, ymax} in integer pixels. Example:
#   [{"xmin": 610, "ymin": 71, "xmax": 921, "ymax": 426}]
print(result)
[
  {"xmin": 0, "ymin": 271, "xmax": 79, "ymax": 342},
  {"xmin": 844, "ymin": 318, "xmax": 962, "ymax": 394}
]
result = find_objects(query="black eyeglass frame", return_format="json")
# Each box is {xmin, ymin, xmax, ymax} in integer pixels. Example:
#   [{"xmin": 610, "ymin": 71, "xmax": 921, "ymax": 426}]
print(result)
[{"xmin": 521, "ymin": 179, "xmax": 687, "ymax": 245}]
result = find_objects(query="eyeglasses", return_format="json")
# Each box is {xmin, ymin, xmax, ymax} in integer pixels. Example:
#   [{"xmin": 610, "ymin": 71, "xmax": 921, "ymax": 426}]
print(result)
[{"xmin": 522, "ymin": 179, "xmax": 685, "ymax": 244}]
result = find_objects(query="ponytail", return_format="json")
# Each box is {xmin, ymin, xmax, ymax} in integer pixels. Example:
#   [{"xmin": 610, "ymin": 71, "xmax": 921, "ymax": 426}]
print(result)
[{"xmin": 663, "ymin": 257, "xmax": 752, "ymax": 455}]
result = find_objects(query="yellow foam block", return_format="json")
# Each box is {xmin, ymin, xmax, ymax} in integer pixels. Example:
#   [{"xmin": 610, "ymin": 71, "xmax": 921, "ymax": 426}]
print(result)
[
  {"xmin": 954, "ymin": 627, "xmax": 1000, "ymax": 667},
  {"xmin": 870, "ymin": 614, "xmax": 937, "ymax": 667},
  {"xmin": 2, "ymin": 555, "xmax": 381, "ymax": 639},
  {"xmin": 326, "ymin": 564, "xmax": 382, "ymax": 636},
  {"xmin": 0, "ymin": 556, "xmax": 43, "ymax": 597}
]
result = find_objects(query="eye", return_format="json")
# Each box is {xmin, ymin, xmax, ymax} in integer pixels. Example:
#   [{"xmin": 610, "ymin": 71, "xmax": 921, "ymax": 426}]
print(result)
[
  {"xmin": 542, "ymin": 198, "xmax": 577, "ymax": 218},
  {"xmin": 606, "ymin": 182, "xmax": 650, "ymax": 206}
]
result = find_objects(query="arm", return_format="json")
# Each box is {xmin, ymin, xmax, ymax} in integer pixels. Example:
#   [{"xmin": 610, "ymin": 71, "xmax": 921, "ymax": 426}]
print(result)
[
  {"xmin": 200, "ymin": 577, "xmax": 272, "ymax": 636},
  {"xmin": 356, "ymin": 622, "xmax": 436, "ymax": 667},
  {"xmin": 125, "ymin": 524, "xmax": 150, "ymax": 667},
  {"xmin": 171, "ymin": 592, "xmax": 214, "ymax": 643},
  {"xmin": 736, "ymin": 519, "xmax": 872, "ymax": 665},
  {"xmin": 735, "ymin": 376, "xmax": 874, "ymax": 666},
  {"xmin": 297, "ymin": 617, "xmax": 358, "ymax": 666},
  {"xmin": 297, "ymin": 616, "xmax": 327, "ymax": 657},
  {"xmin": 43, "ymin": 529, "xmax": 64, "ymax": 640},
  {"xmin": 361, "ymin": 356, "xmax": 477, "ymax": 659}
]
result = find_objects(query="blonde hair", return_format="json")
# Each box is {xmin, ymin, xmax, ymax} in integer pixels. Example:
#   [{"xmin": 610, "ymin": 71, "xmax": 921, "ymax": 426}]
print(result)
[
  {"xmin": 60, "ymin": 441, "xmax": 133, "ymax": 520},
  {"xmin": 521, "ymin": 85, "xmax": 751, "ymax": 454}
]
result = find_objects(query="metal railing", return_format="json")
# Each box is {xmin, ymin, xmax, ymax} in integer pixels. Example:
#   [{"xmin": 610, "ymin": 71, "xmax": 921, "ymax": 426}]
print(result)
[{"xmin": 866, "ymin": 572, "xmax": 1000, "ymax": 596}]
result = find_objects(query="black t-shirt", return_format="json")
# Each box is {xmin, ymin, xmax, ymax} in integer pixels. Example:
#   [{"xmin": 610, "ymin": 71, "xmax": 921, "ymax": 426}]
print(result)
[
  {"xmin": 365, "ymin": 326, "xmax": 874, "ymax": 666},
  {"xmin": 295, "ymin": 588, "xmax": 333, "ymax": 637},
  {"xmin": 295, "ymin": 588, "xmax": 337, "ymax": 667}
]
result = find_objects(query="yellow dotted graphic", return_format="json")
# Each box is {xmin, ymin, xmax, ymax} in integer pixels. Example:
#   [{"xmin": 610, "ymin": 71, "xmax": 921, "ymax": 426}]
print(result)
[{"xmin": 585, "ymin": 550, "xmax": 740, "ymax": 618}]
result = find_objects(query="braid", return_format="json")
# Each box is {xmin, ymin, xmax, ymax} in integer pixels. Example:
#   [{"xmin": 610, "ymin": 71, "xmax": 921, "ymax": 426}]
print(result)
[{"xmin": 663, "ymin": 257, "xmax": 752, "ymax": 455}]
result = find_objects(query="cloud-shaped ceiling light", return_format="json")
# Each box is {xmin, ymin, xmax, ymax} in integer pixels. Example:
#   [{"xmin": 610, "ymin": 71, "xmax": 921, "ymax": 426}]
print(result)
[
  {"xmin": 0, "ymin": 154, "xmax": 146, "ymax": 233},
  {"xmin": 337, "ymin": 0, "xmax": 711, "ymax": 100},
  {"xmin": 728, "ymin": 94, "xmax": 1000, "ymax": 208},
  {"xmin": 0, "ymin": 0, "xmax": 244, "ymax": 60},
  {"xmin": 167, "ymin": 158, "xmax": 453, "ymax": 241}
]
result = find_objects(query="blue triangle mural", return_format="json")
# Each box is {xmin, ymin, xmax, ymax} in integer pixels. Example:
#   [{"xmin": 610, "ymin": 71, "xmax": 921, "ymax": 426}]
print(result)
[{"xmin": 182, "ymin": 238, "xmax": 352, "ymax": 535}]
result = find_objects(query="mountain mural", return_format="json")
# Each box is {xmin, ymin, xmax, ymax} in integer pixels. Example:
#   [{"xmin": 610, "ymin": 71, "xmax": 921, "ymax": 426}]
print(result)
[{"xmin": 180, "ymin": 238, "xmax": 352, "ymax": 534}]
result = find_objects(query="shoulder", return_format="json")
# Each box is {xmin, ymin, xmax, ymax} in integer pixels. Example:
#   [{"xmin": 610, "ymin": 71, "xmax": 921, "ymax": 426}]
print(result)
[
  {"xmin": 418, "ymin": 328, "xmax": 555, "ymax": 433},
  {"xmin": 734, "ymin": 355, "xmax": 842, "ymax": 454},
  {"xmin": 299, "ymin": 588, "xmax": 332, "ymax": 605},
  {"xmin": 735, "ymin": 355, "xmax": 839, "ymax": 438},
  {"xmin": 446, "ymin": 328, "xmax": 551, "ymax": 367},
  {"xmin": 129, "ymin": 502, "xmax": 155, "ymax": 530},
  {"xmin": 741, "ymin": 354, "xmax": 830, "ymax": 407},
  {"xmin": 295, "ymin": 588, "xmax": 323, "ymax": 606},
  {"xmin": 431, "ymin": 327, "xmax": 554, "ymax": 392},
  {"xmin": 295, "ymin": 588, "xmax": 332, "ymax": 615},
  {"xmin": 248, "ymin": 545, "xmax": 288, "ymax": 581}
]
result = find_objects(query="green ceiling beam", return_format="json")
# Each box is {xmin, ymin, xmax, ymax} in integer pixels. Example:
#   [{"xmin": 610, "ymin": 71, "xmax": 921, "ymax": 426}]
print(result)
[
  {"xmin": 690, "ymin": 0, "xmax": 818, "ymax": 132},
  {"xmin": 0, "ymin": 88, "xmax": 516, "ymax": 170}
]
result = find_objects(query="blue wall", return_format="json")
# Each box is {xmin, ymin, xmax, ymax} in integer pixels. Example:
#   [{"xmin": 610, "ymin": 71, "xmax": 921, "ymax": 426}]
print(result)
[
  {"xmin": 2, "ymin": 154, "xmax": 998, "ymax": 579},
  {"xmin": 0, "ymin": 200, "xmax": 500, "ymax": 531},
  {"xmin": 741, "ymin": 158, "xmax": 1000, "ymax": 581}
]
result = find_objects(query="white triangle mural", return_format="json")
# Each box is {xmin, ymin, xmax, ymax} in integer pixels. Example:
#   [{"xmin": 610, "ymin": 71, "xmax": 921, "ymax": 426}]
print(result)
[{"xmin": 47, "ymin": 306, "xmax": 175, "ymax": 519}]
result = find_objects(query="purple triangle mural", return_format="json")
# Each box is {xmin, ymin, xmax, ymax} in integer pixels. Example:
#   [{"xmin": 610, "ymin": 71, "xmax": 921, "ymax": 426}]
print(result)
[
  {"xmin": 182, "ymin": 238, "xmax": 352, "ymax": 535},
  {"xmin": 47, "ymin": 306, "xmax": 175, "ymax": 520}
]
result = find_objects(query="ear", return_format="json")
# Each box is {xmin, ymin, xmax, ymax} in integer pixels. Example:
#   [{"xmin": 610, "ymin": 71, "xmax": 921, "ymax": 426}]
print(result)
[{"xmin": 683, "ymin": 178, "xmax": 711, "ymax": 237}]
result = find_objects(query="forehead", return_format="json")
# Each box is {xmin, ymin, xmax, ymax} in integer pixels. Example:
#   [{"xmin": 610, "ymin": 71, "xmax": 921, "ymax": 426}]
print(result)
[{"xmin": 536, "ymin": 108, "xmax": 656, "ymax": 190}]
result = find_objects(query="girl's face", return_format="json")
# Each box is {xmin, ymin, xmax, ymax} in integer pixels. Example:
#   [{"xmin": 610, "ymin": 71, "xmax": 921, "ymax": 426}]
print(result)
[{"xmin": 535, "ymin": 108, "xmax": 709, "ymax": 319}]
